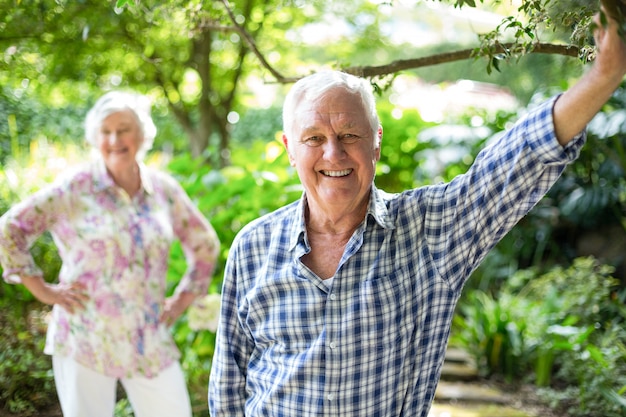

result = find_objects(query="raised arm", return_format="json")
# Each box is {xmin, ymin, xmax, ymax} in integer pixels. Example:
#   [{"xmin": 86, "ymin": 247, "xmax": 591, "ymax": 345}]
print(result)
[{"xmin": 554, "ymin": 10, "xmax": 626, "ymax": 145}]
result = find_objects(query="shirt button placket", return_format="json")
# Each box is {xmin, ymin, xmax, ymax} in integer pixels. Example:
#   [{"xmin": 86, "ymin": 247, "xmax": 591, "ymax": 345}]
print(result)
[{"xmin": 326, "ymin": 290, "xmax": 340, "ymax": 411}]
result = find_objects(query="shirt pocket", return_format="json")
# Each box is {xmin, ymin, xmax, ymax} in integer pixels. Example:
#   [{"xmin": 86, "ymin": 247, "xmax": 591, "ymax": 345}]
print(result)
[{"xmin": 354, "ymin": 270, "xmax": 414, "ymax": 352}]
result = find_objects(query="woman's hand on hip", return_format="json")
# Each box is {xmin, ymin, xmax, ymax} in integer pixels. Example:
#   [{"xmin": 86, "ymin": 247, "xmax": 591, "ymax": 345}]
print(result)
[
  {"xmin": 160, "ymin": 291, "xmax": 197, "ymax": 327},
  {"xmin": 21, "ymin": 275, "xmax": 88, "ymax": 314}
]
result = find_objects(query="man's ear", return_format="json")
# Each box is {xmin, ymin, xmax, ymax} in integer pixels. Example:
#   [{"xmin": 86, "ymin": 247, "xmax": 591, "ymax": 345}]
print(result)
[
  {"xmin": 375, "ymin": 126, "xmax": 383, "ymax": 161},
  {"xmin": 282, "ymin": 134, "xmax": 296, "ymax": 167}
]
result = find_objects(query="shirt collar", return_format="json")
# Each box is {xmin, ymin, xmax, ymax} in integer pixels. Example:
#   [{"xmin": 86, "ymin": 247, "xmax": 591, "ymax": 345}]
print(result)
[
  {"xmin": 92, "ymin": 158, "xmax": 153, "ymax": 195},
  {"xmin": 288, "ymin": 193, "xmax": 308, "ymax": 251},
  {"xmin": 288, "ymin": 184, "xmax": 396, "ymax": 251},
  {"xmin": 367, "ymin": 185, "xmax": 396, "ymax": 230}
]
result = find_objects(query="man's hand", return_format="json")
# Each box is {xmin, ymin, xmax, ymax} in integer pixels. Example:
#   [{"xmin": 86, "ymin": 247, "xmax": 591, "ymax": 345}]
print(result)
[
  {"xmin": 553, "ymin": 6, "xmax": 626, "ymax": 145},
  {"xmin": 601, "ymin": 0, "xmax": 626, "ymax": 28},
  {"xmin": 592, "ymin": 3, "xmax": 626, "ymax": 84}
]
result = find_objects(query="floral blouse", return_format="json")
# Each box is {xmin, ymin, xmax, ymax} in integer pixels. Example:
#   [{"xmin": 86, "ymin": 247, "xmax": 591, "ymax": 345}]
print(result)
[{"xmin": 0, "ymin": 159, "xmax": 220, "ymax": 378}]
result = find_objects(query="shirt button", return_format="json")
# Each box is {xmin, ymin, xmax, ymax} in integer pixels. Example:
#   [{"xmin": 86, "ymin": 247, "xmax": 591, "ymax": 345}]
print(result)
[
  {"xmin": 329, "ymin": 293, "xmax": 336, "ymax": 300},
  {"xmin": 329, "ymin": 342, "xmax": 336, "ymax": 349},
  {"xmin": 327, "ymin": 394, "xmax": 335, "ymax": 401}
]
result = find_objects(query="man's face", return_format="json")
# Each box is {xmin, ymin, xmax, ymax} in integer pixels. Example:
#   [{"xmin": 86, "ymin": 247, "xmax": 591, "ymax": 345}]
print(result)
[{"xmin": 283, "ymin": 88, "xmax": 381, "ymax": 217}]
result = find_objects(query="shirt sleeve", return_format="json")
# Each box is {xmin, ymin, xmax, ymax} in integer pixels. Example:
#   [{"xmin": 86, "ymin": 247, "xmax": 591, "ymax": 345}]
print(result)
[
  {"xmin": 167, "ymin": 175, "xmax": 220, "ymax": 296},
  {"xmin": 0, "ymin": 180, "xmax": 68, "ymax": 284},
  {"xmin": 420, "ymin": 95, "xmax": 586, "ymax": 293},
  {"xmin": 209, "ymin": 239, "xmax": 253, "ymax": 416}
]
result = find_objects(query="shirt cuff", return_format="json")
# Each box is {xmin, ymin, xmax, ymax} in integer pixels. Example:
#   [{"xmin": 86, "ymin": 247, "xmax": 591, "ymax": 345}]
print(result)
[
  {"xmin": 524, "ymin": 94, "xmax": 586, "ymax": 165},
  {"xmin": 2, "ymin": 265, "xmax": 44, "ymax": 284}
]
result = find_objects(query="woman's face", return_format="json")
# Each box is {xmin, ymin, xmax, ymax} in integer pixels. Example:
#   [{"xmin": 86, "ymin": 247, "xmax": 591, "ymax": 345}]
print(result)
[{"xmin": 97, "ymin": 109, "xmax": 144, "ymax": 175}]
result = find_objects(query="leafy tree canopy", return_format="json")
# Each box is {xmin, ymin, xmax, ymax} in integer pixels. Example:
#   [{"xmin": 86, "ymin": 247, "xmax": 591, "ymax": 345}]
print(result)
[{"xmin": 0, "ymin": 0, "xmax": 610, "ymax": 164}]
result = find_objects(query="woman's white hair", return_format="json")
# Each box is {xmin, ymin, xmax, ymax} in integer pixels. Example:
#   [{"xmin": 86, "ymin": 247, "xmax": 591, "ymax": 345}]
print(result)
[
  {"xmin": 84, "ymin": 90, "xmax": 157, "ymax": 161},
  {"xmin": 282, "ymin": 70, "xmax": 380, "ymax": 146}
]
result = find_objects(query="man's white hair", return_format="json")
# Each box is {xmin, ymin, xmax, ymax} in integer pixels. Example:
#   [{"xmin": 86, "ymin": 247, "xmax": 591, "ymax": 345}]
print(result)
[{"xmin": 282, "ymin": 71, "xmax": 380, "ymax": 147}]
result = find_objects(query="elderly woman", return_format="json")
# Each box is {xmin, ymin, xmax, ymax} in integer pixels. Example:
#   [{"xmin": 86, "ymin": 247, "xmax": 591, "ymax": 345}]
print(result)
[{"xmin": 0, "ymin": 91, "xmax": 220, "ymax": 417}]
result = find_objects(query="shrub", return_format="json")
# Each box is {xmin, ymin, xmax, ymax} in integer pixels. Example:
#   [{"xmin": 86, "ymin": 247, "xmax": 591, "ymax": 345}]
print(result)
[
  {"xmin": 0, "ymin": 302, "xmax": 56, "ymax": 415},
  {"xmin": 453, "ymin": 257, "xmax": 626, "ymax": 416},
  {"xmin": 453, "ymin": 290, "xmax": 529, "ymax": 381}
]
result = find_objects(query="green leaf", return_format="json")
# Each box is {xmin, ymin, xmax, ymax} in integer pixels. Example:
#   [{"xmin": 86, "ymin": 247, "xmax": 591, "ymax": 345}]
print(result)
[{"xmin": 599, "ymin": 387, "xmax": 626, "ymax": 409}]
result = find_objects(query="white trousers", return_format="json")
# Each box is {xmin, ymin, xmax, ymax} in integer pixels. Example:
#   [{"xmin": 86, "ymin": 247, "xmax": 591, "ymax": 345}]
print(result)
[{"xmin": 52, "ymin": 355, "xmax": 192, "ymax": 417}]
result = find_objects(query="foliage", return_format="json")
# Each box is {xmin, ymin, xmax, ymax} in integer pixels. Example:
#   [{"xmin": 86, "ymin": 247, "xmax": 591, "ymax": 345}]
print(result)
[
  {"xmin": 0, "ymin": 0, "xmax": 605, "ymax": 162},
  {"xmin": 113, "ymin": 398, "xmax": 135, "ymax": 417},
  {"xmin": 453, "ymin": 290, "xmax": 528, "ymax": 381},
  {"xmin": 0, "ymin": 303, "xmax": 56, "ymax": 415},
  {"xmin": 474, "ymin": 0, "xmax": 599, "ymax": 73},
  {"xmin": 375, "ymin": 101, "xmax": 436, "ymax": 191},
  {"xmin": 453, "ymin": 257, "xmax": 626, "ymax": 416},
  {"xmin": 169, "ymin": 136, "xmax": 301, "ymax": 257},
  {"xmin": 0, "ymin": 86, "xmax": 87, "ymax": 166},
  {"xmin": 540, "ymin": 322, "xmax": 626, "ymax": 417},
  {"xmin": 229, "ymin": 105, "xmax": 283, "ymax": 146},
  {"xmin": 1, "ymin": 0, "xmax": 266, "ymax": 164}
]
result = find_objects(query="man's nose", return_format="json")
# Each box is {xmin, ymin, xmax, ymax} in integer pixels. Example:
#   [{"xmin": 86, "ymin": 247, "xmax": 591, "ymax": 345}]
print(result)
[{"xmin": 323, "ymin": 137, "xmax": 346, "ymax": 160}]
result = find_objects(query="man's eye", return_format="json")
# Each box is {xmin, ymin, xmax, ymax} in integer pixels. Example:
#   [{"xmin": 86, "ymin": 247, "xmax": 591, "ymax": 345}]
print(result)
[
  {"xmin": 303, "ymin": 137, "xmax": 324, "ymax": 147},
  {"xmin": 341, "ymin": 134, "xmax": 359, "ymax": 144}
]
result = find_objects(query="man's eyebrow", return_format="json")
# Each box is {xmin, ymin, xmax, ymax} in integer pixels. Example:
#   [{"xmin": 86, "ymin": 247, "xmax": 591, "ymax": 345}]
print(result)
[{"xmin": 300, "ymin": 125, "xmax": 320, "ymax": 135}]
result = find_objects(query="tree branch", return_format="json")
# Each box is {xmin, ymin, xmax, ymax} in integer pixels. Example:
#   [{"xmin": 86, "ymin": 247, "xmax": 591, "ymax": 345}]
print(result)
[
  {"xmin": 219, "ymin": 0, "xmax": 291, "ymax": 83},
  {"xmin": 342, "ymin": 43, "xmax": 581, "ymax": 78},
  {"xmin": 218, "ymin": 1, "xmax": 581, "ymax": 84},
  {"xmin": 0, "ymin": 1, "xmax": 591, "ymax": 88}
]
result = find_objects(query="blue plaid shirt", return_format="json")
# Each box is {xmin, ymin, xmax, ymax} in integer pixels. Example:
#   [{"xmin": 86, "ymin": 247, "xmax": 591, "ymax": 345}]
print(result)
[{"xmin": 209, "ymin": 96, "xmax": 585, "ymax": 416}]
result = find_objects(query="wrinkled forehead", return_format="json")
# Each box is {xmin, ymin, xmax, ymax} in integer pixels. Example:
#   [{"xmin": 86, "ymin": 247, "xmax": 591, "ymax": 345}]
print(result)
[{"xmin": 294, "ymin": 89, "xmax": 367, "ymax": 123}]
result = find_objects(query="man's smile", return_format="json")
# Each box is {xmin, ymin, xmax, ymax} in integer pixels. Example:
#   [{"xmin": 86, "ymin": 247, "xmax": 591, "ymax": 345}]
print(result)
[{"xmin": 320, "ymin": 169, "xmax": 352, "ymax": 177}]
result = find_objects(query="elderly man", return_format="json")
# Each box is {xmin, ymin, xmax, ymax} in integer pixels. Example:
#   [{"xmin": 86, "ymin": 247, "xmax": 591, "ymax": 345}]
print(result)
[{"xmin": 209, "ymin": 10, "xmax": 626, "ymax": 417}]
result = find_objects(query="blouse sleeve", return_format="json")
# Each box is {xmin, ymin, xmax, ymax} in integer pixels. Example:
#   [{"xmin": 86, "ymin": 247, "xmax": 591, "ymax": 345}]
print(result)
[
  {"xmin": 166, "ymin": 174, "xmax": 220, "ymax": 296},
  {"xmin": 0, "ymin": 179, "xmax": 69, "ymax": 284}
]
